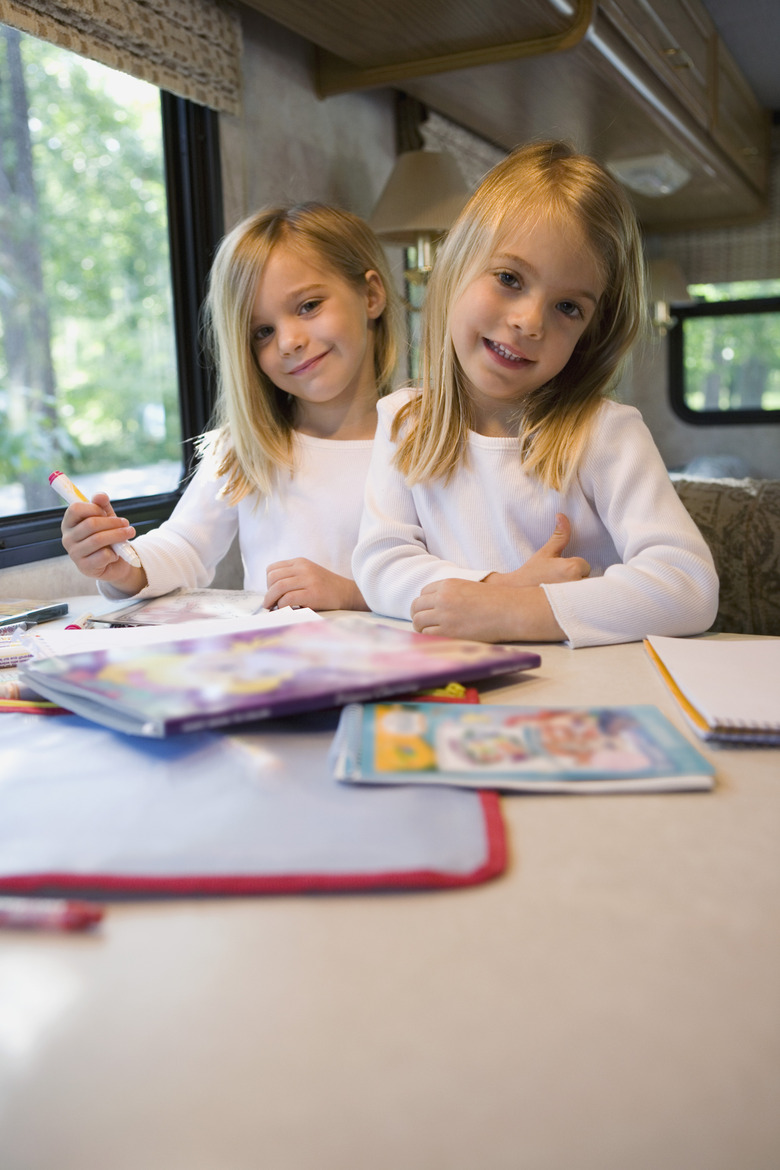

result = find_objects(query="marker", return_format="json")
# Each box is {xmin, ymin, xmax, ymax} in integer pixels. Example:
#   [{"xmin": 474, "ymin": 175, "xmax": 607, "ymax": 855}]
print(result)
[
  {"xmin": 65, "ymin": 612, "xmax": 95, "ymax": 630},
  {"xmin": 0, "ymin": 895, "xmax": 104, "ymax": 932},
  {"xmin": 49, "ymin": 471, "xmax": 142, "ymax": 568}
]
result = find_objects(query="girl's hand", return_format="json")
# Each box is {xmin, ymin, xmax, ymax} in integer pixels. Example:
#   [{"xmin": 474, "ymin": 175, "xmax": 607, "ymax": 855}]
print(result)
[
  {"xmin": 61, "ymin": 492, "xmax": 146, "ymax": 592},
  {"xmin": 484, "ymin": 514, "xmax": 590, "ymax": 588},
  {"xmin": 264, "ymin": 558, "xmax": 370, "ymax": 612},
  {"xmin": 410, "ymin": 579, "xmax": 565, "ymax": 643}
]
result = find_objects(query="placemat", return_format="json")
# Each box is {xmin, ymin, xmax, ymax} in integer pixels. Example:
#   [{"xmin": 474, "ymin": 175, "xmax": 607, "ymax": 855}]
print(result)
[{"xmin": 0, "ymin": 695, "xmax": 506, "ymax": 898}]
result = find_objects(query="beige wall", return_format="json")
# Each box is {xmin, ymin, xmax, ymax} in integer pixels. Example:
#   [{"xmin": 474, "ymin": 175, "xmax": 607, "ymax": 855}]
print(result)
[
  {"xmin": 619, "ymin": 339, "xmax": 780, "ymax": 481},
  {"xmin": 221, "ymin": 8, "xmax": 397, "ymax": 228}
]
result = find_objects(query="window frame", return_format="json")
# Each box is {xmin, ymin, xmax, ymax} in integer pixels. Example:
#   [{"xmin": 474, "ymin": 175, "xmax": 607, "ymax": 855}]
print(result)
[
  {"xmin": 668, "ymin": 295, "xmax": 780, "ymax": 427},
  {"xmin": 0, "ymin": 91, "xmax": 224, "ymax": 569}
]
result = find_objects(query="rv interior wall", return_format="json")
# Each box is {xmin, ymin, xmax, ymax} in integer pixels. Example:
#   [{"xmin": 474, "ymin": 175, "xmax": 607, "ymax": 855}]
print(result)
[
  {"xmin": 626, "ymin": 126, "xmax": 780, "ymax": 480},
  {"xmin": 621, "ymin": 129, "xmax": 780, "ymax": 481},
  {"xmin": 220, "ymin": 8, "xmax": 397, "ymax": 230}
]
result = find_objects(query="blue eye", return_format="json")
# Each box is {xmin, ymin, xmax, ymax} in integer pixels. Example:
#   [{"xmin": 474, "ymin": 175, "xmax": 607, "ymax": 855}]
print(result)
[
  {"xmin": 299, "ymin": 298, "xmax": 322, "ymax": 315},
  {"xmin": 497, "ymin": 270, "xmax": 520, "ymax": 289},
  {"xmin": 253, "ymin": 325, "xmax": 273, "ymax": 343},
  {"xmin": 557, "ymin": 300, "xmax": 583, "ymax": 319}
]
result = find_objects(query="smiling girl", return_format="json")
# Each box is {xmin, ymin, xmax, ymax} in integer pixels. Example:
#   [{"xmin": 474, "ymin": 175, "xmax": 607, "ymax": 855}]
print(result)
[
  {"xmin": 352, "ymin": 142, "xmax": 718, "ymax": 646},
  {"xmin": 60, "ymin": 203, "xmax": 402, "ymax": 611}
]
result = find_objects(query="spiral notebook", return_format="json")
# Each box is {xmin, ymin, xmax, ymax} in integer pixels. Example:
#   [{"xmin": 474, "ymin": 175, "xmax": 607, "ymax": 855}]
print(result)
[{"xmin": 645, "ymin": 635, "xmax": 780, "ymax": 745}]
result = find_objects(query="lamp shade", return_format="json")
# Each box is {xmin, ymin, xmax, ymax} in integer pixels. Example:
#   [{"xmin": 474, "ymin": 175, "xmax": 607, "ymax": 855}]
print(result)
[
  {"xmin": 369, "ymin": 150, "xmax": 470, "ymax": 244},
  {"xmin": 648, "ymin": 258, "xmax": 690, "ymax": 304}
]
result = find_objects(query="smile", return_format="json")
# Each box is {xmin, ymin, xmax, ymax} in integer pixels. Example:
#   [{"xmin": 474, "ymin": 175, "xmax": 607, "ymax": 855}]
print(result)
[
  {"xmin": 289, "ymin": 348, "xmax": 330, "ymax": 375},
  {"xmin": 484, "ymin": 339, "xmax": 531, "ymax": 364}
]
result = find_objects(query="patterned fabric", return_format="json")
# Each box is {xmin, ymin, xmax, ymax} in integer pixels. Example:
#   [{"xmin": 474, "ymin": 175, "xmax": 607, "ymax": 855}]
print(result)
[
  {"xmin": 673, "ymin": 477, "xmax": 780, "ymax": 635},
  {"xmin": 0, "ymin": 0, "xmax": 242, "ymax": 114}
]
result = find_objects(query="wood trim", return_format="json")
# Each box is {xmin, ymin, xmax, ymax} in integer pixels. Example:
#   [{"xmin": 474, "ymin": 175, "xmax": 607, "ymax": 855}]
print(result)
[{"xmin": 315, "ymin": 0, "xmax": 595, "ymax": 96}]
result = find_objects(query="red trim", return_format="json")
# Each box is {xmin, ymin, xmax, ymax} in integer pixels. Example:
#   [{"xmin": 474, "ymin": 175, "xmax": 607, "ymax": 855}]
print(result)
[{"xmin": 0, "ymin": 689, "xmax": 508, "ymax": 897}]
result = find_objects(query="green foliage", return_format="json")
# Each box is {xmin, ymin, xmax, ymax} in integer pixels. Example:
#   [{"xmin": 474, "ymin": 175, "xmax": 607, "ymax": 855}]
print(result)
[
  {"xmin": 683, "ymin": 282, "xmax": 780, "ymax": 414},
  {"xmin": 0, "ymin": 28, "xmax": 181, "ymax": 506}
]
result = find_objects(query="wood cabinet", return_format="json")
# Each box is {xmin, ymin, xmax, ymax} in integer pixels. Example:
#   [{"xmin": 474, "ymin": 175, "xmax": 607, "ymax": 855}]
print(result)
[
  {"xmin": 239, "ymin": 0, "xmax": 771, "ymax": 230},
  {"xmin": 598, "ymin": 0, "xmax": 769, "ymax": 208},
  {"xmin": 599, "ymin": 0, "xmax": 713, "ymax": 127},
  {"xmin": 712, "ymin": 37, "xmax": 769, "ymax": 191}
]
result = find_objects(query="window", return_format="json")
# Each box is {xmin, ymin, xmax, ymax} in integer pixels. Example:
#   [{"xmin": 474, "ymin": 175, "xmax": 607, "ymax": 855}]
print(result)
[
  {"xmin": 668, "ymin": 280, "xmax": 780, "ymax": 426},
  {"xmin": 0, "ymin": 24, "xmax": 222, "ymax": 568}
]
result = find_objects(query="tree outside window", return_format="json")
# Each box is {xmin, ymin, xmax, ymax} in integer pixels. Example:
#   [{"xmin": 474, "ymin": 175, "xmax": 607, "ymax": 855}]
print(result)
[{"xmin": 0, "ymin": 24, "xmax": 182, "ymax": 519}]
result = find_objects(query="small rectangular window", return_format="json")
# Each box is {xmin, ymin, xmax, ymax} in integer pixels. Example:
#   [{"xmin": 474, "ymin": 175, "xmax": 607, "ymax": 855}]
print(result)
[{"xmin": 668, "ymin": 280, "xmax": 780, "ymax": 426}]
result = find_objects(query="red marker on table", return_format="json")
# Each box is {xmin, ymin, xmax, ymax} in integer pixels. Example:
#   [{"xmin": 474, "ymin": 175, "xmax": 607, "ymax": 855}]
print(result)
[
  {"xmin": 49, "ymin": 470, "xmax": 142, "ymax": 568},
  {"xmin": 0, "ymin": 896, "xmax": 104, "ymax": 932}
]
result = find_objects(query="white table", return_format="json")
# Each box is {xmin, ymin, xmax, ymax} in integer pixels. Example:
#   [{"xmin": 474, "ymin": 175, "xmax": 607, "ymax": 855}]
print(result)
[{"xmin": 1, "ymin": 607, "xmax": 778, "ymax": 1170}]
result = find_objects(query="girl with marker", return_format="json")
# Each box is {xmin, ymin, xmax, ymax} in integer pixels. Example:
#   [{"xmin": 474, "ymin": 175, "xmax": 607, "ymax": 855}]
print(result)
[
  {"xmin": 352, "ymin": 141, "xmax": 719, "ymax": 646},
  {"xmin": 60, "ymin": 203, "xmax": 403, "ymax": 611}
]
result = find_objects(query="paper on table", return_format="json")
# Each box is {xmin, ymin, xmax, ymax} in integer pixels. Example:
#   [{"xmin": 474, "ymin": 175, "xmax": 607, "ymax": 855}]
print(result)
[
  {"xmin": 646, "ymin": 635, "xmax": 780, "ymax": 732},
  {"xmin": 25, "ymin": 606, "xmax": 322, "ymax": 660}
]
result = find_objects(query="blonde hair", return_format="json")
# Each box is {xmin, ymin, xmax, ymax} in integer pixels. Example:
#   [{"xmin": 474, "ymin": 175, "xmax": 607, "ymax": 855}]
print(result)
[
  {"xmin": 203, "ymin": 202, "xmax": 402, "ymax": 502},
  {"xmin": 395, "ymin": 140, "xmax": 647, "ymax": 491}
]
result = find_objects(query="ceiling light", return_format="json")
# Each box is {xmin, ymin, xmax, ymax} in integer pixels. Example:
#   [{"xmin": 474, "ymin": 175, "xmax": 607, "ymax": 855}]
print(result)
[{"xmin": 606, "ymin": 153, "xmax": 691, "ymax": 197}]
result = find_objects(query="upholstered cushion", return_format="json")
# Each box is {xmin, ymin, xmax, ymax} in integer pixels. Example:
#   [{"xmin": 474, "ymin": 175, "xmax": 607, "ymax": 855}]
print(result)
[{"xmin": 672, "ymin": 476, "xmax": 780, "ymax": 636}]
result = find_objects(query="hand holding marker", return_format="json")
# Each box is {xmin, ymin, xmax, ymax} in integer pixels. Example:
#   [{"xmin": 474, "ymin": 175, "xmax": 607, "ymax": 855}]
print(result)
[{"xmin": 49, "ymin": 471, "xmax": 142, "ymax": 568}]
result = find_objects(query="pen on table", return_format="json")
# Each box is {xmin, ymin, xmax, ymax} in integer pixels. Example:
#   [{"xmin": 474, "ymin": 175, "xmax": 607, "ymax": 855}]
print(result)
[
  {"xmin": 0, "ymin": 621, "xmax": 32, "ymax": 634},
  {"xmin": 0, "ymin": 895, "xmax": 104, "ymax": 932},
  {"xmin": 48, "ymin": 470, "xmax": 142, "ymax": 569}
]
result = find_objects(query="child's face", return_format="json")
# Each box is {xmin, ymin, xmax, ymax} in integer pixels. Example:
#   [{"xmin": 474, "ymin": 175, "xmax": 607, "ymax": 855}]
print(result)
[
  {"xmin": 250, "ymin": 243, "xmax": 385, "ymax": 433},
  {"xmin": 449, "ymin": 216, "xmax": 605, "ymax": 435}
]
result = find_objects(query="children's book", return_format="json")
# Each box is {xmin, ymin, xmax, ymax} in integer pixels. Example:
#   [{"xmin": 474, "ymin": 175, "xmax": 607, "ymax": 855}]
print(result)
[
  {"xmin": 0, "ymin": 599, "xmax": 68, "ymax": 628},
  {"xmin": 330, "ymin": 701, "xmax": 715, "ymax": 794},
  {"xmin": 88, "ymin": 587, "xmax": 268, "ymax": 626},
  {"xmin": 19, "ymin": 617, "xmax": 541, "ymax": 738},
  {"xmin": 645, "ymin": 635, "xmax": 780, "ymax": 745}
]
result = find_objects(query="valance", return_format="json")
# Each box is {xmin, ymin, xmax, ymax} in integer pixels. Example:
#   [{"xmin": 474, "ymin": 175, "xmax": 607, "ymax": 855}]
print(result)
[{"xmin": 0, "ymin": 0, "xmax": 242, "ymax": 114}]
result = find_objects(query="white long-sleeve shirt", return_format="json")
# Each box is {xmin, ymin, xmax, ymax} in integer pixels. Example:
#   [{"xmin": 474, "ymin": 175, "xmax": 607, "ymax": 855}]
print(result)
[
  {"xmin": 99, "ymin": 432, "xmax": 374, "ymax": 601},
  {"xmin": 352, "ymin": 389, "xmax": 719, "ymax": 648}
]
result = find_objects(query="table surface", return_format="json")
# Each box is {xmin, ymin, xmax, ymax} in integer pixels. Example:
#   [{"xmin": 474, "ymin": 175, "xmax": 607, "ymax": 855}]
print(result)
[{"xmin": 1, "ymin": 601, "xmax": 779, "ymax": 1170}]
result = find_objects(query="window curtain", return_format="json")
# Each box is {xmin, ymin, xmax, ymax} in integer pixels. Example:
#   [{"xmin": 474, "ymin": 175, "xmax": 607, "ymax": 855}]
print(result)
[{"xmin": 0, "ymin": 0, "xmax": 242, "ymax": 114}]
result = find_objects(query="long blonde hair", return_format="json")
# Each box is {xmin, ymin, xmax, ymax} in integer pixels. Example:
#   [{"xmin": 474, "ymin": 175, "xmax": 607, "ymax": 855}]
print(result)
[
  {"xmin": 394, "ymin": 141, "xmax": 647, "ymax": 491},
  {"xmin": 203, "ymin": 202, "xmax": 402, "ymax": 502}
]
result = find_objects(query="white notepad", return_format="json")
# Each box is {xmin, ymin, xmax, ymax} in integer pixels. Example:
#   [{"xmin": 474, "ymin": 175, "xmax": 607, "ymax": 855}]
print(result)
[{"xmin": 646, "ymin": 635, "xmax": 780, "ymax": 741}]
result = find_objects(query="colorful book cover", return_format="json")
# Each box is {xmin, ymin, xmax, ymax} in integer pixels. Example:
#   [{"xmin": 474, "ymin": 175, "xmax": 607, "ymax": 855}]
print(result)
[
  {"xmin": 19, "ymin": 617, "xmax": 541, "ymax": 738},
  {"xmin": 331, "ymin": 702, "xmax": 715, "ymax": 794}
]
